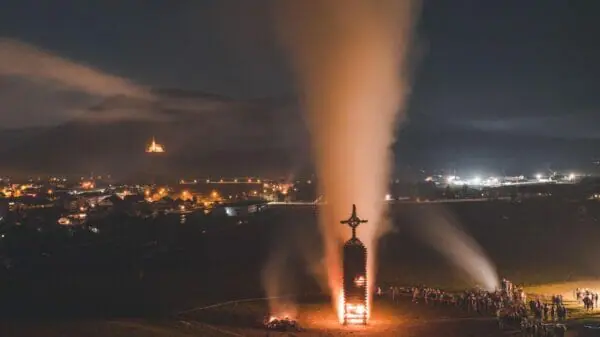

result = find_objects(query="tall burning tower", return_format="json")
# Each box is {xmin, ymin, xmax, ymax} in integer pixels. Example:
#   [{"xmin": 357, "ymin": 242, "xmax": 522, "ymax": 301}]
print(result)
[{"xmin": 341, "ymin": 204, "xmax": 368, "ymax": 325}]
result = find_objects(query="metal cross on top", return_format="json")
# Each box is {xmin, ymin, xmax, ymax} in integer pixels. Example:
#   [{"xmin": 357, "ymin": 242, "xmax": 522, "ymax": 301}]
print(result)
[{"xmin": 341, "ymin": 204, "xmax": 368, "ymax": 239}]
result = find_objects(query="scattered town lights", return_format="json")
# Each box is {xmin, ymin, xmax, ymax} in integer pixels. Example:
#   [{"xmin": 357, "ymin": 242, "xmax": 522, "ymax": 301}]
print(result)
[
  {"xmin": 180, "ymin": 190, "xmax": 193, "ymax": 200},
  {"xmin": 81, "ymin": 181, "xmax": 95, "ymax": 189}
]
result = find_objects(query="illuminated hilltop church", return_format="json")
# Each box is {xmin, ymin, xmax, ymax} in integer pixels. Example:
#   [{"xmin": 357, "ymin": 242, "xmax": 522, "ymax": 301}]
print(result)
[
  {"xmin": 143, "ymin": 137, "xmax": 167, "ymax": 184},
  {"xmin": 146, "ymin": 137, "xmax": 165, "ymax": 153}
]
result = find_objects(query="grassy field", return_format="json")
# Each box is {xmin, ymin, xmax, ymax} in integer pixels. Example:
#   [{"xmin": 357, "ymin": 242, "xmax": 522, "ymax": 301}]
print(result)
[
  {"xmin": 0, "ymin": 299, "xmax": 505, "ymax": 337},
  {"xmin": 3, "ymin": 199, "xmax": 600, "ymax": 336},
  {"xmin": 526, "ymin": 280, "xmax": 600, "ymax": 322}
]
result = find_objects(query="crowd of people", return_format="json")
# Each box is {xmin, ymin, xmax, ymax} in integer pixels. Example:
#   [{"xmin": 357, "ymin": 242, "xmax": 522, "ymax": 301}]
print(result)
[
  {"xmin": 377, "ymin": 278, "xmax": 569, "ymax": 337},
  {"xmin": 575, "ymin": 288, "xmax": 599, "ymax": 311}
]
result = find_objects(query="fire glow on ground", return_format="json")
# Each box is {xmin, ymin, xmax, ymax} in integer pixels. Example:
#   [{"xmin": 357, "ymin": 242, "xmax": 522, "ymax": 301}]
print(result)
[
  {"xmin": 300, "ymin": 301, "xmax": 403, "ymax": 332},
  {"xmin": 525, "ymin": 280, "xmax": 600, "ymax": 319}
]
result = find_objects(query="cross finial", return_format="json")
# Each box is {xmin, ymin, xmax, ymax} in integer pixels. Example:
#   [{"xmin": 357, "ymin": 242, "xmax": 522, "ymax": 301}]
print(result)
[{"xmin": 340, "ymin": 204, "xmax": 368, "ymax": 239}]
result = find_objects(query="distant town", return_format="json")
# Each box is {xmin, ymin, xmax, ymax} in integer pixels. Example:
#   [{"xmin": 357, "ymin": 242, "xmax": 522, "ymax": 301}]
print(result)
[
  {"xmin": 1, "ymin": 169, "xmax": 599, "ymax": 230},
  {"xmin": 0, "ymin": 137, "xmax": 598, "ymax": 237}
]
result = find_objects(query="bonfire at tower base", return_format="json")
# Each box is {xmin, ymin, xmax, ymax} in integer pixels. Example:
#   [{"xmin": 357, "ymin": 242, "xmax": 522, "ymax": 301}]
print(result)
[{"xmin": 263, "ymin": 315, "xmax": 302, "ymax": 332}]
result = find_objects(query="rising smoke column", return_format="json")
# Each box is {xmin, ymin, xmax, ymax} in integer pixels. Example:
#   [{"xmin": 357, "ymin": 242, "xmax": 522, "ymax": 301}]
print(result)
[
  {"xmin": 413, "ymin": 206, "xmax": 500, "ymax": 291},
  {"xmin": 262, "ymin": 213, "xmax": 326, "ymax": 319},
  {"xmin": 275, "ymin": 0, "xmax": 420, "ymax": 319},
  {"xmin": 262, "ymin": 241, "xmax": 298, "ymax": 319}
]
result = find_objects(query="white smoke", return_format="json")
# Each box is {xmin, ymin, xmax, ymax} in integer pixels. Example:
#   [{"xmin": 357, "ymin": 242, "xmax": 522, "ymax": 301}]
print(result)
[
  {"xmin": 261, "ymin": 242, "xmax": 298, "ymax": 319},
  {"xmin": 274, "ymin": 0, "xmax": 420, "ymax": 318},
  {"xmin": 413, "ymin": 206, "xmax": 500, "ymax": 292}
]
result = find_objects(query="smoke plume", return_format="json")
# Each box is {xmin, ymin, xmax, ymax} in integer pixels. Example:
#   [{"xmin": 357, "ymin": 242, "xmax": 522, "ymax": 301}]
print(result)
[
  {"xmin": 274, "ymin": 0, "xmax": 420, "ymax": 318},
  {"xmin": 262, "ymin": 241, "xmax": 299, "ymax": 319},
  {"xmin": 262, "ymin": 214, "xmax": 326, "ymax": 319},
  {"xmin": 413, "ymin": 206, "xmax": 500, "ymax": 291}
]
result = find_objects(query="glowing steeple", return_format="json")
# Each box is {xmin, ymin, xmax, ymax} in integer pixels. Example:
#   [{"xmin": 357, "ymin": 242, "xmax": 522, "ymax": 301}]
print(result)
[{"xmin": 146, "ymin": 136, "xmax": 165, "ymax": 153}]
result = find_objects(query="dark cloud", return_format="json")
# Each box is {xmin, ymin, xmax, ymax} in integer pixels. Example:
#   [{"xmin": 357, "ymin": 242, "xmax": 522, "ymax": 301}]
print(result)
[
  {"xmin": 0, "ymin": 38, "xmax": 154, "ymax": 126},
  {"xmin": 451, "ymin": 114, "xmax": 600, "ymax": 140}
]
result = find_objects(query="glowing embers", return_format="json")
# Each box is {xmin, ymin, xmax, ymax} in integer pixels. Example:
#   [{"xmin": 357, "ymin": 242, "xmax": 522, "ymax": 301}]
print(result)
[
  {"xmin": 264, "ymin": 315, "xmax": 302, "ymax": 332},
  {"xmin": 343, "ymin": 274, "xmax": 368, "ymax": 326},
  {"xmin": 344, "ymin": 302, "xmax": 367, "ymax": 325}
]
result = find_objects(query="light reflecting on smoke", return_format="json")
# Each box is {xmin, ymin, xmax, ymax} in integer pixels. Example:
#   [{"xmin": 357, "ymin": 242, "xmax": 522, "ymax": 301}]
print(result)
[
  {"xmin": 414, "ymin": 206, "xmax": 500, "ymax": 292},
  {"xmin": 262, "ymin": 238, "xmax": 299, "ymax": 319},
  {"xmin": 274, "ymin": 0, "xmax": 420, "ymax": 319}
]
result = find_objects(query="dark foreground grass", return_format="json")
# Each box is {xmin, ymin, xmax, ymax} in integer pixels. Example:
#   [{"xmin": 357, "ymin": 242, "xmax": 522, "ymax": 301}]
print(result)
[
  {"xmin": 2, "ymin": 200, "xmax": 600, "ymax": 336},
  {"xmin": 0, "ymin": 297, "xmax": 507, "ymax": 337}
]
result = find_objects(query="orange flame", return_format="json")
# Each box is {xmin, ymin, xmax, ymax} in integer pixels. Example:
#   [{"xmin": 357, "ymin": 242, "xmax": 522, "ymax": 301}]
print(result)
[
  {"xmin": 336, "ymin": 289, "xmax": 345, "ymax": 324},
  {"xmin": 337, "ymin": 272, "xmax": 370, "ymax": 325}
]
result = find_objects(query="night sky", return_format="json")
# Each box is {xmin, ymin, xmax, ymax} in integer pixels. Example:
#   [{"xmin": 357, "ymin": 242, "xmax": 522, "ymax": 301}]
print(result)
[{"xmin": 1, "ymin": 0, "xmax": 600, "ymax": 175}]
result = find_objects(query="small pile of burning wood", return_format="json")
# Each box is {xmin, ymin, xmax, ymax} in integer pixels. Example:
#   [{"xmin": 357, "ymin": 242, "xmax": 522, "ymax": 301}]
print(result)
[{"xmin": 263, "ymin": 315, "xmax": 302, "ymax": 332}]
